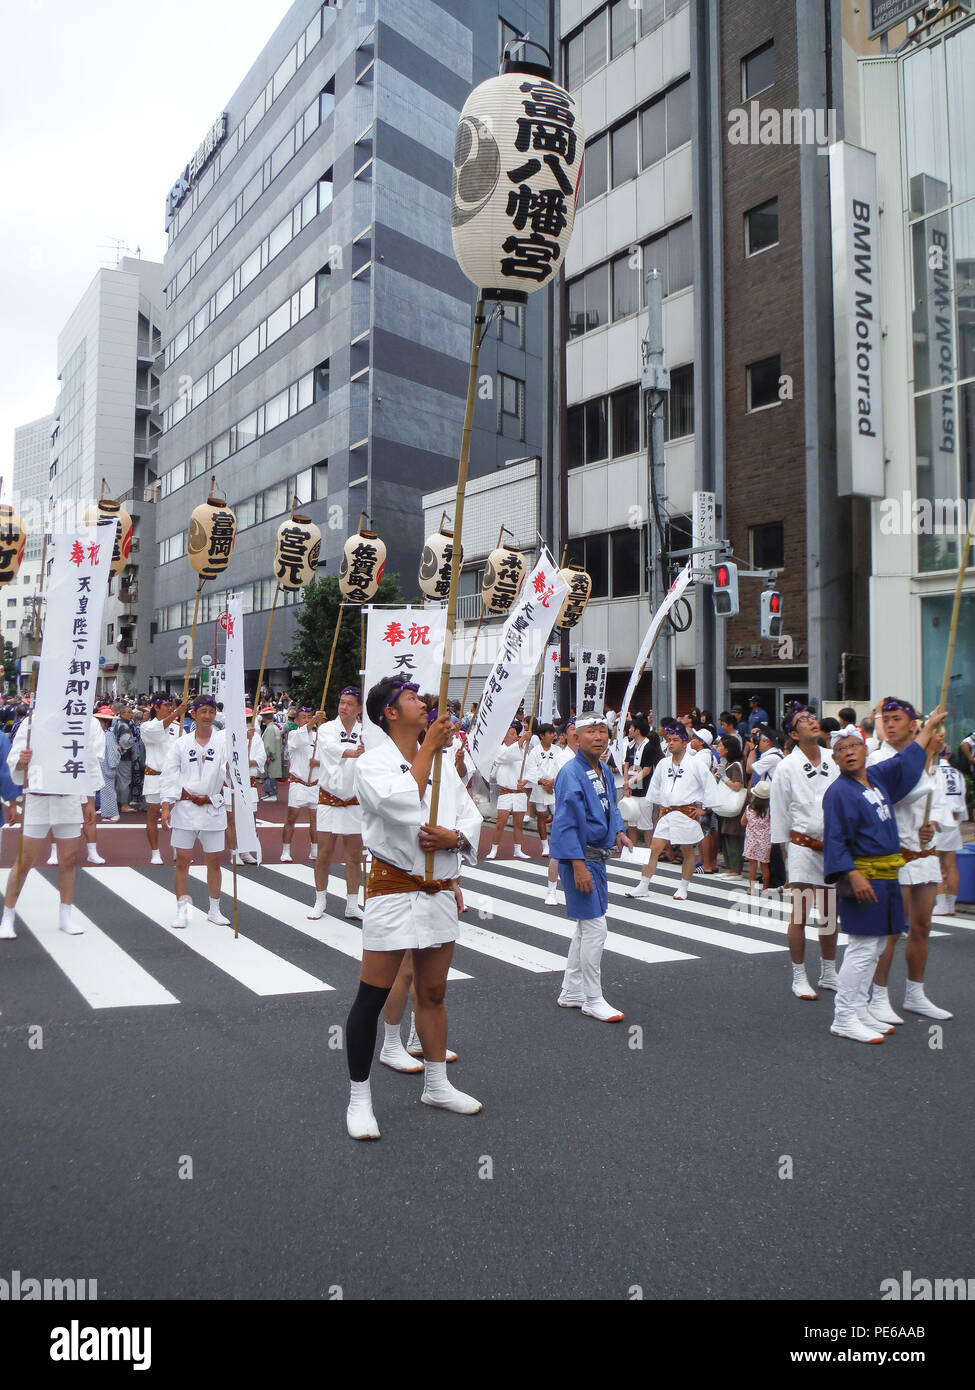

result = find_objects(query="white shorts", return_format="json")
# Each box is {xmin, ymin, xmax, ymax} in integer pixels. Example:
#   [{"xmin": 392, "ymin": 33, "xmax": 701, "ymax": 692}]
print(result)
[
  {"xmin": 317, "ymin": 803, "xmax": 363, "ymax": 837},
  {"xmin": 898, "ymin": 853, "xmax": 942, "ymax": 886},
  {"xmin": 935, "ymin": 825, "xmax": 964, "ymax": 853},
  {"xmin": 362, "ymin": 890, "xmax": 458, "ymax": 951},
  {"xmin": 786, "ymin": 843, "xmax": 827, "ymax": 887},
  {"xmin": 22, "ymin": 793, "xmax": 83, "ymax": 839},
  {"xmin": 171, "ymin": 827, "xmax": 226, "ymax": 854},
  {"xmin": 636, "ymin": 798, "xmax": 655, "ymax": 831},
  {"xmin": 497, "ymin": 792, "xmax": 528, "ymax": 814},
  {"xmin": 143, "ymin": 784, "xmax": 163, "ymax": 805},
  {"xmin": 288, "ymin": 781, "xmax": 319, "ymax": 810},
  {"xmin": 653, "ymin": 810, "xmax": 703, "ymax": 846},
  {"xmin": 530, "ymin": 793, "xmax": 555, "ymax": 811}
]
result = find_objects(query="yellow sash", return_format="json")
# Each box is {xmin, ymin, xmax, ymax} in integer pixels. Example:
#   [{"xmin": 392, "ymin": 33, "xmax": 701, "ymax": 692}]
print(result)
[{"xmin": 853, "ymin": 853, "xmax": 905, "ymax": 880}]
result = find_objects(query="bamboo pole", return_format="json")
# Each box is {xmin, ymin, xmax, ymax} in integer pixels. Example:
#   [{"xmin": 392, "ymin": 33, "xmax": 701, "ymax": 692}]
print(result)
[
  {"xmin": 13, "ymin": 528, "xmax": 49, "ymax": 896},
  {"xmin": 250, "ymin": 584, "xmax": 281, "ymax": 726},
  {"xmin": 425, "ymin": 298, "xmax": 485, "ymax": 880},
  {"xmin": 518, "ymin": 655, "xmax": 545, "ymax": 784},
  {"xmin": 318, "ymin": 603, "xmax": 347, "ymax": 714},
  {"xmin": 457, "ymin": 524, "xmax": 511, "ymax": 721},
  {"xmin": 181, "ymin": 576, "xmax": 205, "ymax": 707}
]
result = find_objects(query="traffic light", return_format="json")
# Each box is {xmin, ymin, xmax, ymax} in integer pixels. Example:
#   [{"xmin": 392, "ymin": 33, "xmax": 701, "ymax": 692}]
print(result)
[
  {"xmin": 712, "ymin": 560, "xmax": 739, "ymax": 618},
  {"xmin": 760, "ymin": 589, "xmax": 783, "ymax": 637}
]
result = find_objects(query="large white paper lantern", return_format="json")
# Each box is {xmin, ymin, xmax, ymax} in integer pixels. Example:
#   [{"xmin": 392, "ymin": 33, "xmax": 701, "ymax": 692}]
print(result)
[
  {"xmin": 451, "ymin": 58, "xmax": 583, "ymax": 301},
  {"xmin": 274, "ymin": 513, "xmax": 321, "ymax": 590},
  {"xmin": 84, "ymin": 499, "xmax": 133, "ymax": 576},
  {"xmin": 188, "ymin": 494, "xmax": 237, "ymax": 578},
  {"xmin": 555, "ymin": 565, "xmax": 591, "ymax": 631},
  {"xmin": 419, "ymin": 522, "xmax": 463, "ymax": 601},
  {"xmin": 339, "ymin": 526, "xmax": 386, "ymax": 602},
  {"xmin": 482, "ymin": 542, "xmax": 526, "ymax": 616},
  {"xmin": 0, "ymin": 506, "xmax": 26, "ymax": 587}
]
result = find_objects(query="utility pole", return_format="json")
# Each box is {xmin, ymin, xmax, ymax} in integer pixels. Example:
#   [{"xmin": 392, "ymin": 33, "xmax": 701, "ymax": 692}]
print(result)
[{"xmin": 643, "ymin": 269, "xmax": 671, "ymax": 718}]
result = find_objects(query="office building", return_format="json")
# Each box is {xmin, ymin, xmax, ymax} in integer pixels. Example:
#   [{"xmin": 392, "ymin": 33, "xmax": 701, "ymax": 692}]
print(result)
[{"xmin": 12, "ymin": 414, "xmax": 54, "ymax": 559}]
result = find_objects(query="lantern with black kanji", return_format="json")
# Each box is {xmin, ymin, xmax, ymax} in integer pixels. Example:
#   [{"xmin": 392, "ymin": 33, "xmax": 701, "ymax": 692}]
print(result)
[
  {"xmin": 188, "ymin": 494, "xmax": 237, "ymax": 579},
  {"xmin": 419, "ymin": 521, "xmax": 463, "ymax": 602},
  {"xmin": 0, "ymin": 506, "xmax": 26, "ymax": 587},
  {"xmin": 84, "ymin": 499, "xmax": 133, "ymax": 577},
  {"xmin": 555, "ymin": 564, "xmax": 591, "ymax": 631},
  {"xmin": 451, "ymin": 49, "xmax": 583, "ymax": 302},
  {"xmin": 274, "ymin": 513, "xmax": 321, "ymax": 591},
  {"xmin": 339, "ymin": 526, "xmax": 386, "ymax": 603},
  {"xmin": 481, "ymin": 542, "xmax": 526, "ymax": 616}
]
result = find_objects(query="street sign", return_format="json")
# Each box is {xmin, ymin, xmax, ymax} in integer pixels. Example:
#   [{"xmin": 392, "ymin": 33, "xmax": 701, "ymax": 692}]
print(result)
[{"xmin": 692, "ymin": 491, "xmax": 716, "ymax": 582}]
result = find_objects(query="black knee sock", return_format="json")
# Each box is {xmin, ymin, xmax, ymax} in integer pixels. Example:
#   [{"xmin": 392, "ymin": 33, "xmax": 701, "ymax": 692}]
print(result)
[{"xmin": 346, "ymin": 981, "xmax": 391, "ymax": 1082}]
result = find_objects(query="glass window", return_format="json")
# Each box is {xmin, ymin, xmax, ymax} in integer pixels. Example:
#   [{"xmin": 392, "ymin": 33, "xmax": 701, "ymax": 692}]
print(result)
[
  {"xmin": 745, "ymin": 198, "xmax": 779, "ymax": 255},
  {"xmin": 567, "ymin": 404, "xmax": 585, "ymax": 469},
  {"xmin": 305, "ymin": 10, "xmax": 322, "ymax": 51},
  {"xmin": 911, "ymin": 211, "xmax": 951, "ymax": 391},
  {"xmin": 612, "ymin": 529, "xmax": 641, "ymax": 596},
  {"xmin": 319, "ymin": 174, "xmax": 333, "ymax": 211},
  {"xmin": 263, "ymin": 481, "xmax": 288, "ymax": 518},
  {"xmin": 946, "ymin": 26, "xmax": 975, "ymax": 203},
  {"xmin": 641, "ymin": 97, "xmax": 666, "ymax": 169},
  {"xmin": 668, "ymin": 219, "xmax": 693, "ymax": 293},
  {"xmin": 244, "ymin": 92, "xmax": 265, "ymax": 141},
  {"xmin": 298, "ymin": 373, "xmax": 314, "ymax": 410},
  {"xmin": 742, "ymin": 41, "xmax": 774, "ymax": 100},
  {"xmin": 611, "ymin": 0, "xmax": 636, "ymax": 59},
  {"xmin": 211, "ymin": 353, "xmax": 231, "ymax": 392},
  {"xmin": 612, "ymin": 116, "xmax": 638, "ymax": 186},
  {"xmin": 271, "ymin": 127, "xmax": 295, "ymax": 180},
  {"xmin": 916, "ymin": 389, "xmax": 960, "ymax": 572},
  {"xmin": 584, "ymin": 134, "xmax": 608, "ymax": 203},
  {"xmin": 500, "ymin": 374, "xmax": 520, "ymax": 416},
  {"xmin": 237, "ymin": 496, "xmax": 257, "ymax": 530},
  {"xmin": 585, "ymin": 397, "xmax": 609, "ymax": 462},
  {"xmin": 242, "ymin": 169, "xmax": 264, "ymax": 215},
  {"xmin": 750, "ymin": 523, "xmax": 784, "ymax": 569},
  {"xmin": 302, "ymin": 187, "xmax": 318, "ymax": 227},
  {"xmin": 296, "ymin": 467, "xmax": 313, "ymax": 503},
  {"xmin": 268, "ymin": 213, "xmax": 291, "ymax": 260},
  {"xmin": 193, "ymin": 305, "xmax": 210, "ymax": 337},
  {"xmin": 273, "ymin": 45, "xmax": 297, "ymax": 100},
  {"xmin": 584, "ymin": 10, "xmax": 607, "ymax": 78},
  {"xmin": 314, "ymin": 361, "xmax": 330, "ymax": 401},
  {"xmin": 640, "ymin": 0, "xmax": 665, "ymax": 36},
  {"xmin": 642, "ymin": 233, "xmax": 667, "ymax": 297},
  {"xmin": 666, "ymin": 78, "xmax": 691, "ymax": 152},
  {"xmin": 905, "ymin": 43, "xmax": 948, "ymax": 215},
  {"xmin": 565, "ymin": 31, "xmax": 584, "ymax": 89},
  {"xmin": 217, "ymin": 205, "xmax": 236, "ymax": 246},
  {"xmin": 215, "ymin": 276, "xmax": 233, "ymax": 314},
  {"xmin": 265, "ymin": 390, "xmax": 289, "ymax": 431},
  {"xmin": 585, "ymin": 533, "xmax": 609, "ymax": 598},
  {"xmin": 612, "ymin": 252, "xmax": 641, "ymax": 320},
  {"xmin": 237, "ymin": 412, "xmax": 257, "ymax": 448},
  {"xmin": 265, "ymin": 302, "xmax": 290, "ymax": 348},
  {"xmin": 320, "ymin": 82, "xmax": 335, "ymax": 122},
  {"xmin": 302, "ymin": 97, "xmax": 320, "ymax": 144},
  {"xmin": 189, "ymin": 448, "xmax": 207, "ymax": 479},
  {"xmin": 747, "ymin": 355, "xmax": 781, "ymax": 411},
  {"xmin": 299, "ymin": 277, "xmax": 316, "ymax": 318},
  {"xmin": 240, "ymin": 246, "xmax": 262, "ymax": 290},
  {"xmin": 612, "ymin": 385, "xmax": 640, "ymax": 455},
  {"xmin": 586, "ymin": 263, "xmax": 609, "ymax": 332},
  {"xmin": 313, "ymin": 461, "xmax": 328, "ymax": 499},
  {"xmin": 568, "ymin": 275, "xmax": 586, "ymax": 338},
  {"xmin": 212, "ymin": 431, "xmax": 231, "ymax": 465},
  {"xmin": 238, "ymin": 327, "xmax": 260, "ymax": 369},
  {"xmin": 666, "ymin": 363, "xmax": 694, "ymax": 439},
  {"xmin": 954, "ymin": 200, "xmax": 975, "ymax": 369}
]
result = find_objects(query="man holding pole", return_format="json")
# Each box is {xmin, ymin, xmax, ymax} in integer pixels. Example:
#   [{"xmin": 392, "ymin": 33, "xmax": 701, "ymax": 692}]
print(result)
[
  {"xmin": 281, "ymin": 706, "xmax": 319, "ymax": 863},
  {"xmin": 141, "ymin": 695, "xmax": 185, "ymax": 865},
  {"xmin": 159, "ymin": 694, "xmax": 232, "ymax": 929},
  {"xmin": 309, "ymin": 687, "xmax": 365, "ymax": 921}
]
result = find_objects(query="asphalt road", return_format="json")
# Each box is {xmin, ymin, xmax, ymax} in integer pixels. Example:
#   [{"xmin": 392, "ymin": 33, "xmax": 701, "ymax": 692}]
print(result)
[{"xmin": 1, "ymin": 810, "xmax": 973, "ymax": 1302}]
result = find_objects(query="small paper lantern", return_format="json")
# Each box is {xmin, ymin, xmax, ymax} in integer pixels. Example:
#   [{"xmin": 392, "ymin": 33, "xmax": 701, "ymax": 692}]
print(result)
[
  {"xmin": 188, "ymin": 494, "xmax": 237, "ymax": 578},
  {"xmin": 339, "ymin": 527, "xmax": 386, "ymax": 602},
  {"xmin": 419, "ymin": 522, "xmax": 463, "ymax": 601},
  {"xmin": 482, "ymin": 543, "xmax": 526, "ymax": 616},
  {"xmin": 0, "ymin": 506, "xmax": 27, "ymax": 587},
  {"xmin": 618, "ymin": 796, "xmax": 639, "ymax": 824},
  {"xmin": 274, "ymin": 514, "xmax": 321, "ymax": 590},
  {"xmin": 84, "ymin": 499, "xmax": 133, "ymax": 576},
  {"xmin": 555, "ymin": 565, "xmax": 591, "ymax": 631},
  {"xmin": 451, "ymin": 61, "xmax": 584, "ymax": 301}
]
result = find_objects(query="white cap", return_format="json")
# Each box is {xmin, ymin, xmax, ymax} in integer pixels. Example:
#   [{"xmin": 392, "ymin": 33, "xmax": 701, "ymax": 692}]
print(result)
[
  {"xmin": 830, "ymin": 726, "xmax": 864, "ymax": 749},
  {"xmin": 692, "ymin": 728, "xmax": 713, "ymax": 746},
  {"xmin": 576, "ymin": 715, "xmax": 610, "ymax": 730}
]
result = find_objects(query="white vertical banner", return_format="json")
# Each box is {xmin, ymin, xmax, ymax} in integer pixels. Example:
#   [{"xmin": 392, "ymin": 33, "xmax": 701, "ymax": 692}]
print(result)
[
  {"xmin": 28, "ymin": 527, "xmax": 113, "ymax": 795},
  {"xmin": 576, "ymin": 647, "xmax": 608, "ymax": 718},
  {"xmin": 539, "ymin": 643, "xmax": 561, "ymax": 724},
  {"xmin": 612, "ymin": 562, "xmax": 693, "ymax": 771},
  {"xmin": 222, "ymin": 595, "xmax": 260, "ymax": 859},
  {"xmin": 467, "ymin": 551, "xmax": 569, "ymax": 780},
  {"xmin": 362, "ymin": 606, "xmax": 449, "ymax": 748}
]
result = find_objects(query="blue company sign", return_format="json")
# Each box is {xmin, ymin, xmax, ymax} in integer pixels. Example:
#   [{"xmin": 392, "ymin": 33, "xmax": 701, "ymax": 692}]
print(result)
[{"xmin": 165, "ymin": 113, "xmax": 229, "ymax": 228}]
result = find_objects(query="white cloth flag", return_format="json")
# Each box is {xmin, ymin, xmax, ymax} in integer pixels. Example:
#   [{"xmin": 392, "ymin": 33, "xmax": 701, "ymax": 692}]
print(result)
[
  {"xmin": 468, "ymin": 551, "xmax": 569, "ymax": 780},
  {"xmin": 222, "ymin": 595, "xmax": 261, "ymax": 858},
  {"xmin": 28, "ymin": 528, "xmax": 113, "ymax": 796},
  {"xmin": 612, "ymin": 562, "xmax": 694, "ymax": 771},
  {"xmin": 362, "ymin": 606, "xmax": 448, "ymax": 748},
  {"xmin": 576, "ymin": 646, "xmax": 608, "ymax": 718},
  {"xmin": 539, "ymin": 644, "xmax": 561, "ymax": 724}
]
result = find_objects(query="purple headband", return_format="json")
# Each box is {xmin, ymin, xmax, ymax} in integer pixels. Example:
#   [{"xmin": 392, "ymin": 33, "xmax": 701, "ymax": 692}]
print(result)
[
  {"xmin": 385, "ymin": 680, "xmax": 418, "ymax": 707},
  {"xmin": 297, "ymin": 706, "xmax": 312, "ymax": 714},
  {"xmin": 882, "ymin": 697, "xmax": 918, "ymax": 720},
  {"xmin": 660, "ymin": 718, "xmax": 689, "ymax": 741},
  {"xmin": 784, "ymin": 705, "xmax": 814, "ymax": 736},
  {"xmin": 191, "ymin": 695, "xmax": 216, "ymax": 711},
  {"xmin": 340, "ymin": 687, "xmax": 361, "ymax": 701}
]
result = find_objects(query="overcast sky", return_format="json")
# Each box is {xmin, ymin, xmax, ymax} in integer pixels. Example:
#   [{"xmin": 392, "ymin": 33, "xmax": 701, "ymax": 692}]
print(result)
[{"xmin": 0, "ymin": 0, "xmax": 294, "ymax": 489}]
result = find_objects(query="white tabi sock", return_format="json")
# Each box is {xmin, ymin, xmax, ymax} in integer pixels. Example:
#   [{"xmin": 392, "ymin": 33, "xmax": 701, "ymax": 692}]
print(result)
[
  {"xmin": 420, "ymin": 1060, "xmax": 481, "ymax": 1113},
  {"xmin": 0, "ymin": 905, "xmax": 16, "ymax": 938},
  {"xmin": 383, "ymin": 1022, "xmax": 403, "ymax": 1049},
  {"xmin": 674, "ymin": 879, "xmax": 689, "ymax": 900},
  {"xmin": 946, "ymin": 895, "xmax": 957, "ymax": 914},
  {"xmin": 209, "ymin": 898, "xmax": 222, "ymax": 915},
  {"xmin": 315, "ymin": 891, "xmax": 327, "ymax": 910}
]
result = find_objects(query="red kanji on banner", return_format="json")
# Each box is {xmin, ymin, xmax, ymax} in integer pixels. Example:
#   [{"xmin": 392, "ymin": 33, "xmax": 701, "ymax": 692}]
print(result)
[
  {"xmin": 532, "ymin": 572, "xmax": 549, "ymax": 594},
  {"xmin": 384, "ymin": 622, "xmax": 405, "ymax": 645},
  {"xmin": 69, "ymin": 541, "xmax": 85, "ymax": 567},
  {"xmin": 408, "ymin": 623, "xmax": 430, "ymax": 646},
  {"xmin": 86, "ymin": 543, "xmax": 100, "ymax": 565}
]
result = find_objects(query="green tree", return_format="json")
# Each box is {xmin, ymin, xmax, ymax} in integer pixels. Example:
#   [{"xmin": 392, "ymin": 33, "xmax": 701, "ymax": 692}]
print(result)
[
  {"xmin": 284, "ymin": 572, "xmax": 405, "ymax": 712},
  {"xmin": 2, "ymin": 641, "xmax": 15, "ymax": 694}
]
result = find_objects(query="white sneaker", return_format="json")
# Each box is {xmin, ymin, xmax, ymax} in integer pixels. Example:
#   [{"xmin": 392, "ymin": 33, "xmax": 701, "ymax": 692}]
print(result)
[
  {"xmin": 792, "ymin": 971, "xmax": 817, "ymax": 1001},
  {"xmin": 512, "ymin": 846, "xmax": 530, "ymax": 859},
  {"xmin": 818, "ymin": 965, "xmax": 840, "ymax": 992},
  {"xmin": 280, "ymin": 849, "xmax": 293, "ymax": 863},
  {"xmin": 87, "ymin": 851, "xmax": 106, "ymax": 866},
  {"xmin": 485, "ymin": 846, "xmax": 498, "ymax": 860},
  {"xmin": 830, "ymin": 1017, "xmax": 885, "ymax": 1043},
  {"xmin": 557, "ymin": 993, "xmax": 584, "ymax": 1009},
  {"xmin": 60, "ymin": 918, "xmax": 84, "ymax": 935},
  {"xmin": 379, "ymin": 1041, "xmax": 425, "ymax": 1073},
  {"xmin": 172, "ymin": 899, "xmax": 191, "ymax": 930},
  {"xmin": 0, "ymin": 916, "xmax": 17, "ymax": 940},
  {"xmin": 868, "ymin": 990, "xmax": 903, "ymax": 1025},
  {"xmin": 206, "ymin": 905, "xmax": 231, "ymax": 926},
  {"xmin": 149, "ymin": 850, "xmax": 163, "ymax": 866},
  {"xmin": 902, "ymin": 989, "xmax": 953, "ymax": 1021},
  {"xmin": 540, "ymin": 840, "xmax": 549, "ymax": 856},
  {"xmin": 581, "ymin": 998, "xmax": 625, "ymax": 1022},
  {"xmin": 347, "ymin": 1082, "xmax": 380, "ymax": 1140},
  {"xmin": 47, "ymin": 848, "xmax": 58, "ymax": 866},
  {"xmin": 544, "ymin": 885, "xmax": 559, "ymax": 906},
  {"xmin": 345, "ymin": 897, "xmax": 364, "ymax": 921},
  {"xmin": 307, "ymin": 894, "xmax": 327, "ymax": 920},
  {"xmin": 626, "ymin": 877, "xmax": 651, "ymax": 898}
]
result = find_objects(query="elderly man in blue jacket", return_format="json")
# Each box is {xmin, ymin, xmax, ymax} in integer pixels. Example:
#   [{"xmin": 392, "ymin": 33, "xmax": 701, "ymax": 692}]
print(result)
[{"xmin": 550, "ymin": 713, "xmax": 632, "ymax": 1021}]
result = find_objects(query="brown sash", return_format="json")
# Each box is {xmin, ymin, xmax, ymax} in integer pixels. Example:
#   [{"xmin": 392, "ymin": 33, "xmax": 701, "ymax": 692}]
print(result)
[
  {"xmin": 790, "ymin": 831, "xmax": 824, "ymax": 852},
  {"xmin": 289, "ymin": 774, "xmax": 317, "ymax": 787},
  {"xmin": 365, "ymin": 857, "xmax": 454, "ymax": 898},
  {"xmin": 180, "ymin": 790, "xmax": 209, "ymax": 807},
  {"xmin": 319, "ymin": 788, "xmax": 358, "ymax": 808},
  {"xmin": 498, "ymin": 786, "xmax": 525, "ymax": 796},
  {"xmin": 667, "ymin": 804, "xmax": 701, "ymax": 819},
  {"xmin": 899, "ymin": 846, "xmax": 936, "ymax": 862},
  {"xmin": 145, "ymin": 767, "xmax": 161, "ymax": 777}
]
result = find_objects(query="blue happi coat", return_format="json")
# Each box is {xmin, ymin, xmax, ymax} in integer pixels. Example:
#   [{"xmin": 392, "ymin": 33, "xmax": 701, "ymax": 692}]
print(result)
[
  {"xmin": 550, "ymin": 752, "xmax": 625, "ymax": 917},
  {"xmin": 822, "ymin": 740, "xmax": 926, "ymax": 936}
]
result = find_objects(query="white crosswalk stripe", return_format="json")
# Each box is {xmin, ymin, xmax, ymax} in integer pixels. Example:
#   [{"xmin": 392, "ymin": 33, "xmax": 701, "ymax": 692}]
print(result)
[{"xmin": 0, "ymin": 869, "xmax": 178, "ymax": 1010}]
